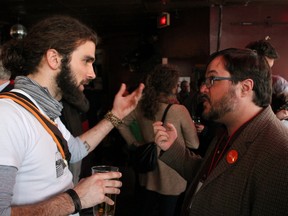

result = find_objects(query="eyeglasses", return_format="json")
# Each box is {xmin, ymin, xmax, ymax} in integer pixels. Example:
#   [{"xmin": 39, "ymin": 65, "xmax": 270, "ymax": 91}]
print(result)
[{"xmin": 203, "ymin": 76, "xmax": 232, "ymax": 88}]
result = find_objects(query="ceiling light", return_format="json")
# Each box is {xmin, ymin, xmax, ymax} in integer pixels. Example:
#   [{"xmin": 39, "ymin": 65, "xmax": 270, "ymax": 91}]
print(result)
[{"xmin": 10, "ymin": 23, "xmax": 27, "ymax": 39}]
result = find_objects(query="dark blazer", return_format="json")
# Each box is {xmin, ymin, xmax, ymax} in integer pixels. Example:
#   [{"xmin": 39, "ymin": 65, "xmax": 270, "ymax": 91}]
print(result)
[{"xmin": 160, "ymin": 106, "xmax": 288, "ymax": 215}]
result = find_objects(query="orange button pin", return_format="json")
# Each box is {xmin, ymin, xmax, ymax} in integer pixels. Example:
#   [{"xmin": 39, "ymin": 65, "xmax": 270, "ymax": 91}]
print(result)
[{"xmin": 226, "ymin": 149, "xmax": 238, "ymax": 164}]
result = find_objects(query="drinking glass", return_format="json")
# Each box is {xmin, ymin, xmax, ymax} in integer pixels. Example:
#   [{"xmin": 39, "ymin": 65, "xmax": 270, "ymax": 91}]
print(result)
[{"xmin": 91, "ymin": 165, "xmax": 119, "ymax": 216}]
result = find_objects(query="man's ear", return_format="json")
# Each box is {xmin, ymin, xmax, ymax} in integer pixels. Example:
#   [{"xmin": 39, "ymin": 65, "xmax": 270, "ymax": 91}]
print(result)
[
  {"xmin": 46, "ymin": 49, "xmax": 61, "ymax": 70},
  {"xmin": 241, "ymin": 79, "xmax": 254, "ymax": 96}
]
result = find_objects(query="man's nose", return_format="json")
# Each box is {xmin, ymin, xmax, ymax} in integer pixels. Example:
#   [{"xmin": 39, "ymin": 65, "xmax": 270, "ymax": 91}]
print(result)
[
  {"xmin": 200, "ymin": 83, "xmax": 208, "ymax": 93},
  {"xmin": 88, "ymin": 65, "xmax": 96, "ymax": 79}
]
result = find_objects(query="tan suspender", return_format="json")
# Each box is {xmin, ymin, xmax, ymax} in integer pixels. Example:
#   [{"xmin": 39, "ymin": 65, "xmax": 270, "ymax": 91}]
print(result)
[{"xmin": 0, "ymin": 92, "xmax": 70, "ymax": 163}]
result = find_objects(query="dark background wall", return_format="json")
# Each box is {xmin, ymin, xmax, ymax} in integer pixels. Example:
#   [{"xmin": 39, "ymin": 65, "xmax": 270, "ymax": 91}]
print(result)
[
  {"xmin": 210, "ymin": 4, "xmax": 288, "ymax": 80},
  {"xmin": 99, "ymin": 4, "xmax": 288, "ymax": 97},
  {"xmin": 95, "ymin": 7, "xmax": 210, "ymax": 100},
  {"xmin": 1, "ymin": 2, "xmax": 288, "ymax": 98}
]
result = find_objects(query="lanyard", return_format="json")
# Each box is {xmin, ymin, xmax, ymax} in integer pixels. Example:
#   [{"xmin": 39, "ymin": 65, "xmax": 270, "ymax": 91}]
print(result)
[{"xmin": 207, "ymin": 133, "xmax": 233, "ymax": 177}]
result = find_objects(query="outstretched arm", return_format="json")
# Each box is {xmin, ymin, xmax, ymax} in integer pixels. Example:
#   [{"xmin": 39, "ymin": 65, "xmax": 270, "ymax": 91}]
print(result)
[
  {"xmin": 153, "ymin": 121, "xmax": 202, "ymax": 181},
  {"xmin": 79, "ymin": 83, "xmax": 144, "ymax": 153}
]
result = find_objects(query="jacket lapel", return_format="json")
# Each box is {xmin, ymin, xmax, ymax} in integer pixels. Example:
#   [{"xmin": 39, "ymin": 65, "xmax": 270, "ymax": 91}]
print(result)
[{"xmin": 197, "ymin": 107, "xmax": 274, "ymax": 192}]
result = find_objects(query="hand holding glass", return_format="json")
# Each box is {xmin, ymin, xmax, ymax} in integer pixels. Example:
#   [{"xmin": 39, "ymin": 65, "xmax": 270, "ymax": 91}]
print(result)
[{"xmin": 91, "ymin": 165, "xmax": 119, "ymax": 216}]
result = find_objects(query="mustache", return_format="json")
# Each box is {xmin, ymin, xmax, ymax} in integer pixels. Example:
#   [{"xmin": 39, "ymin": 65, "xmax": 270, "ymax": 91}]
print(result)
[
  {"xmin": 80, "ymin": 79, "xmax": 92, "ymax": 86},
  {"xmin": 199, "ymin": 93, "xmax": 210, "ymax": 102}
]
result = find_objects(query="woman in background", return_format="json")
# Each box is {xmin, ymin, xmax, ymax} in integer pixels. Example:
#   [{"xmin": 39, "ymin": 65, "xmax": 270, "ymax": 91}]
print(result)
[{"xmin": 118, "ymin": 64, "xmax": 199, "ymax": 216}]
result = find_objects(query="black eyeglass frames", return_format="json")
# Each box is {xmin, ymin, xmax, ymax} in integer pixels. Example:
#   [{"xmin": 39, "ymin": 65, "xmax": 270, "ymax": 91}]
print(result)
[{"xmin": 203, "ymin": 76, "xmax": 232, "ymax": 88}]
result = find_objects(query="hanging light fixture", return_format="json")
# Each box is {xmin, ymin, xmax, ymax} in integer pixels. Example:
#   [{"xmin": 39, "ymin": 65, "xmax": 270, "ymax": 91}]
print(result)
[{"xmin": 10, "ymin": 23, "xmax": 27, "ymax": 39}]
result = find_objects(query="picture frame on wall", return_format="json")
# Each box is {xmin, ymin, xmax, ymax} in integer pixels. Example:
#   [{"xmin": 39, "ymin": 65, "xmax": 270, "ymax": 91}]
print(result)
[{"xmin": 178, "ymin": 76, "xmax": 190, "ymax": 93}]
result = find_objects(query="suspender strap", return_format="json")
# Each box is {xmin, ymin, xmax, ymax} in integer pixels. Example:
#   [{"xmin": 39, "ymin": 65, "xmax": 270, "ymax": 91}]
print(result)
[{"xmin": 0, "ymin": 92, "xmax": 71, "ymax": 163}]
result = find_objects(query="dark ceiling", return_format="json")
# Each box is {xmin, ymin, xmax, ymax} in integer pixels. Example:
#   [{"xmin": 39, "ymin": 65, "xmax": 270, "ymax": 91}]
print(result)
[{"xmin": 1, "ymin": 0, "xmax": 288, "ymax": 34}]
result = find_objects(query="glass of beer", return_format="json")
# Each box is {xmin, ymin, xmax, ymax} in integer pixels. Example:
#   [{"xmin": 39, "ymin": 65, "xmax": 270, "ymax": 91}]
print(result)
[{"xmin": 91, "ymin": 165, "xmax": 119, "ymax": 216}]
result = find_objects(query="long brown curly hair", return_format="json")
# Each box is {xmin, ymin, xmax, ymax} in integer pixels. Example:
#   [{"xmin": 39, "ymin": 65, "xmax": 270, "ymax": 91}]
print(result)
[{"xmin": 140, "ymin": 64, "xmax": 180, "ymax": 120}]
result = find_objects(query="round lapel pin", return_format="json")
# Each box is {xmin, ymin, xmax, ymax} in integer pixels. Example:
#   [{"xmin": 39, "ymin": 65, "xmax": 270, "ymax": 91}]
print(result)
[{"xmin": 226, "ymin": 149, "xmax": 238, "ymax": 164}]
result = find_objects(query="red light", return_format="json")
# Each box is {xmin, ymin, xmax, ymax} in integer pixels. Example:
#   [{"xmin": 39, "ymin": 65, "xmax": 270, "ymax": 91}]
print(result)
[
  {"xmin": 158, "ymin": 12, "xmax": 170, "ymax": 28},
  {"xmin": 160, "ymin": 16, "xmax": 167, "ymax": 25}
]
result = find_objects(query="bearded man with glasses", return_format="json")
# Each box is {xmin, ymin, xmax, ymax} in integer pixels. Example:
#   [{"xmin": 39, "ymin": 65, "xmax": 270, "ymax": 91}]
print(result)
[{"xmin": 153, "ymin": 48, "xmax": 288, "ymax": 216}]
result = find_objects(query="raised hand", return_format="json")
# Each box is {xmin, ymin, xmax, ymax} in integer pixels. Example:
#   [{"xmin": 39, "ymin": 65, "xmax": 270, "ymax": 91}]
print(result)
[
  {"xmin": 153, "ymin": 121, "xmax": 178, "ymax": 151},
  {"xmin": 111, "ymin": 83, "xmax": 145, "ymax": 119}
]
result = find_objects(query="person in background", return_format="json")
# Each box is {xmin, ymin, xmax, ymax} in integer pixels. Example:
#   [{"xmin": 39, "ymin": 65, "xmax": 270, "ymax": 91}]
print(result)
[
  {"xmin": 183, "ymin": 77, "xmax": 222, "ymax": 157},
  {"xmin": 60, "ymin": 96, "xmax": 90, "ymax": 185},
  {"xmin": 153, "ymin": 48, "xmax": 288, "ymax": 215},
  {"xmin": 118, "ymin": 64, "xmax": 199, "ymax": 216},
  {"xmin": 177, "ymin": 80, "xmax": 190, "ymax": 104},
  {"xmin": 0, "ymin": 15, "xmax": 144, "ymax": 215},
  {"xmin": 0, "ymin": 60, "xmax": 14, "ymax": 92},
  {"xmin": 245, "ymin": 38, "xmax": 288, "ymax": 126}
]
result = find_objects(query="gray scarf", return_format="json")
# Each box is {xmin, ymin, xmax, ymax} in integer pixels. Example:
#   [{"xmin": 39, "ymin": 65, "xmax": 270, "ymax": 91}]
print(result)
[{"xmin": 14, "ymin": 76, "xmax": 63, "ymax": 120}]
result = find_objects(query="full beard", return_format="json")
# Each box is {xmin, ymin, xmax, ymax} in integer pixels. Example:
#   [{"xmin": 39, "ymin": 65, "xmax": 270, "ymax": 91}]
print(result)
[
  {"xmin": 56, "ymin": 62, "xmax": 89, "ymax": 111},
  {"xmin": 202, "ymin": 87, "xmax": 237, "ymax": 122}
]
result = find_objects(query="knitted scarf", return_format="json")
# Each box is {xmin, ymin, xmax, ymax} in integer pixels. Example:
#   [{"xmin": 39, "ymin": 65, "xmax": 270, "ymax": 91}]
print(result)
[{"xmin": 14, "ymin": 76, "xmax": 63, "ymax": 120}]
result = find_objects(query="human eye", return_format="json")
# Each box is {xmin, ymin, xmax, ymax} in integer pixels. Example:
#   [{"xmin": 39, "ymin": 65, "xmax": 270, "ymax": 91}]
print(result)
[
  {"xmin": 206, "ymin": 76, "xmax": 217, "ymax": 86},
  {"xmin": 84, "ymin": 56, "xmax": 95, "ymax": 64},
  {"xmin": 207, "ymin": 76, "xmax": 216, "ymax": 83},
  {"xmin": 86, "ymin": 59, "xmax": 94, "ymax": 64}
]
